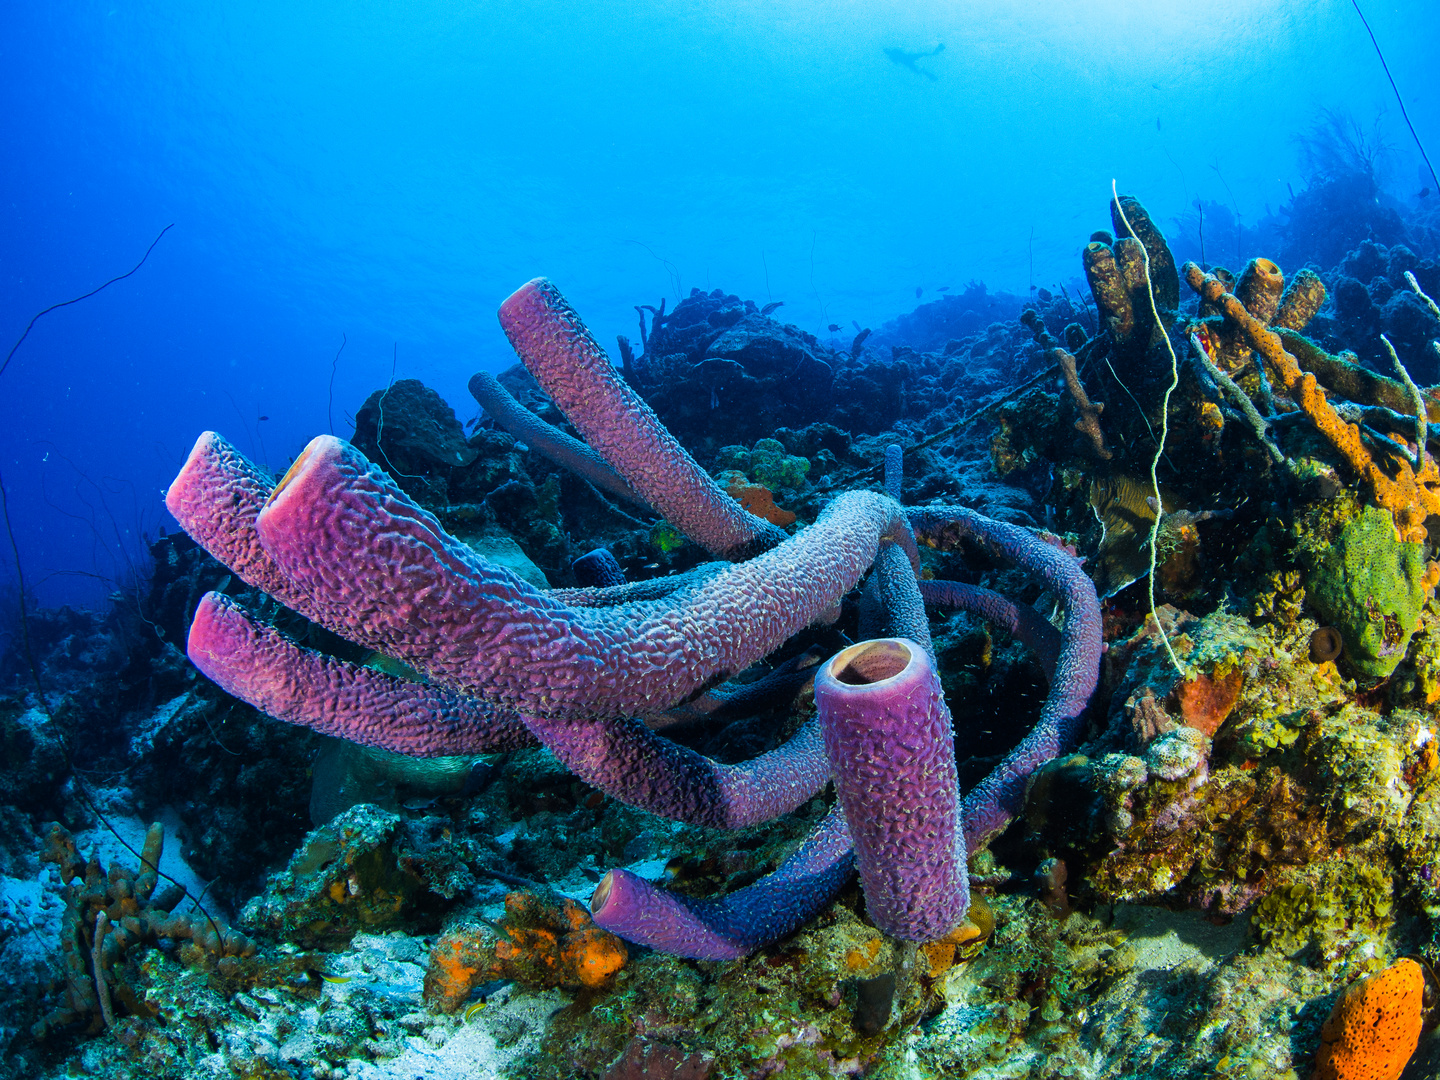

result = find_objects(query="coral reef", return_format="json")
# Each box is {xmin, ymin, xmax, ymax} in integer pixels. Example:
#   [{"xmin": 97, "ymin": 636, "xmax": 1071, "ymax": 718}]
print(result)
[
  {"xmin": 9, "ymin": 176, "xmax": 1440, "ymax": 1079},
  {"xmin": 168, "ymin": 277, "xmax": 1102, "ymax": 967}
]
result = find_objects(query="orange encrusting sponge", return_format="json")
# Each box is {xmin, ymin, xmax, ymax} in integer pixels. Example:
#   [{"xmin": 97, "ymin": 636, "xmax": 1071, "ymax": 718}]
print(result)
[
  {"xmin": 423, "ymin": 889, "xmax": 628, "ymax": 1011},
  {"xmin": 1312, "ymin": 958, "xmax": 1425, "ymax": 1080}
]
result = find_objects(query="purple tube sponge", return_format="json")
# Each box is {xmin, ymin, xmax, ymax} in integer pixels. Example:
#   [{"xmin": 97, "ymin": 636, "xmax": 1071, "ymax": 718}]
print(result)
[
  {"xmin": 164, "ymin": 432, "xmax": 303, "ymax": 606},
  {"xmin": 815, "ymin": 638, "xmax": 967, "ymax": 941},
  {"xmin": 245, "ymin": 435, "xmax": 903, "ymax": 721},
  {"xmin": 918, "ymin": 579, "xmax": 1061, "ymax": 682},
  {"xmin": 909, "ymin": 506, "xmax": 1102, "ymax": 847},
  {"xmin": 190, "ymin": 589, "xmax": 828, "ymax": 828},
  {"xmin": 511, "ymin": 711, "xmax": 830, "ymax": 829},
  {"xmin": 188, "ymin": 592, "xmax": 536, "ymax": 755},
  {"xmin": 590, "ymin": 802, "xmax": 855, "ymax": 960},
  {"xmin": 869, "ymin": 540, "xmax": 932, "ymax": 659},
  {"xmin": 165, "ymin": 278, "xmax": 1106, "ymax": 964},
  {"xmin": 499, "ymin": 278, "xmax": 787, "ymax": 560},
  {"xmin": 468, "ymin": 371, "xmax": 648, "ymax": 510},
  {"xmin": 883, "ymin": 443, "xmax": 903, "ymax": 500}
]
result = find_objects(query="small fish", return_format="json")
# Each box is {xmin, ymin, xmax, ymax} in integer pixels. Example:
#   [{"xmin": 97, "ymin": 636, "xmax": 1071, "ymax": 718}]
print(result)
[
  {"xmin": 257, "ymin": 415, "xmax": 269, "ymax": 422},
  {"xmin": 1156, "ymin": 117, "xmax": 1161, "ymax": 132},
  {"xmin": 464, "ymin": 1001, "xmax": 488, "ymax": 1021},
  {"xmin": 318, "ymin": 973, "xmax": 351, "ymax": 984},
  {"xmin": 1421, "ymin": 187, "xmax": 1432, "ymax": 200},
  {"xmin": 761, "ymin": 301, "xmax": 784, "ymax": 315},
  {"xmin": 915, "ymin": 286, "xmax": 923, "ymax": 299},
  {"xmin": 937, "ymin": 286, "xmax": 949, "ymax": 292},
  {"xmin": 827, "ymin": 323, "xmax": 842, "ymax": 332}
]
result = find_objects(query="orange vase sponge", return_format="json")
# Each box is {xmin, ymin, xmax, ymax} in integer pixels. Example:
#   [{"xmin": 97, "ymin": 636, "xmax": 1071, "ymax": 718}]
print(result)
[{"xmin": 1312, "ymin": 958, "xmax": 1427, "ymax": 1080}]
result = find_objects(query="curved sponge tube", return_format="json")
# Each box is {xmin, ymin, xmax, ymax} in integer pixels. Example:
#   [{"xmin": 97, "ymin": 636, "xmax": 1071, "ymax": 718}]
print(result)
[
  {"xmin": 188, "ymin": 592, "xmax": 536, "ymax": 755},
  {"xmin": 499, "ymin": 278, "xmax": 787, "ymax": 560}
]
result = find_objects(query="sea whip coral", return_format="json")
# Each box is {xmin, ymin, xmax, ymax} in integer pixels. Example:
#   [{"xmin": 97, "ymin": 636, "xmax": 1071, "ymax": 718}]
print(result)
[{"xmin": 168, "ymin": 277, "xmax": 1103, "ymax": 959}]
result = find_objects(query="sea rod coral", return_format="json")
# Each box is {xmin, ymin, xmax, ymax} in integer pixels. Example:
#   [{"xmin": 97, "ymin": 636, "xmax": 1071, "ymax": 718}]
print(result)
[{"xmin": 166, "ymin": 278, "xmax": 1102, "ymax": 959}]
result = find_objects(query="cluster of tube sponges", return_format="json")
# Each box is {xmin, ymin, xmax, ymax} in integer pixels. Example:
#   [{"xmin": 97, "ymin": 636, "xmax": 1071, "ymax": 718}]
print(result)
[{"xmin": 165, "ymin": 278, "xmax": 1101, "ymax": 960}]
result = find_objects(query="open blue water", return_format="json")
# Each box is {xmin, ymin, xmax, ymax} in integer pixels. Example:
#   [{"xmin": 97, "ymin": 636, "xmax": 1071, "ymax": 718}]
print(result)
[{"xmin": 2, "ymin": 0, "xmax": 1436, "ymax": 607}]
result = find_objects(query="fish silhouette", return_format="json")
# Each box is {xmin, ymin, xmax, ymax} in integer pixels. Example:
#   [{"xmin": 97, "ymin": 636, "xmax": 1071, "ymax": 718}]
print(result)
[
  {"xmin": 884, "ymin": 43, "xmax": 944, "ymax": 81},
  {"xmin": 827, "ymin": 323, "xmax": 842, "ymax": 332},
  {"xmin": 761, "ymin": 301, "xmax": 784, "ymax": 315},
  {"xmin": 915, "ymin": 286, "xmax": 923, "ymax": 299}
]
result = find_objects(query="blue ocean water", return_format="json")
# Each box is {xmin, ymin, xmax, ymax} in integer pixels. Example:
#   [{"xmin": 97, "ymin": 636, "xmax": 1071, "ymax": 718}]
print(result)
[{"xmin": 1, "ymin": 0, "xmax": 1436, "ymax": 608}]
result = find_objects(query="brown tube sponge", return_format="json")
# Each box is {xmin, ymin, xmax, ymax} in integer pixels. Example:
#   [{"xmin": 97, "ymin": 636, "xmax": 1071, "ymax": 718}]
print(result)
[
  {"xmin": 1084, "ymin": 241, "xmax": 1133, "ymax": 343},
  {"xmin": 1235, "ymin": 258, "xmax": 1285, "ymax": 324},
  {"xmin": 1273, "ymin": 268, "xmax": 1327, "ymax": 331},
  {"xmin": 1110, "ymin": 195, "xmax": 1178, "ymax": 312}
]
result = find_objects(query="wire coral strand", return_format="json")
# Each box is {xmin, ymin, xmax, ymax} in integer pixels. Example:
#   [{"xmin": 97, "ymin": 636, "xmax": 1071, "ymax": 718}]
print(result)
[
  {"xmin": 1, "ymin": 223, "xmax": 174, "ymax": 379},
  {"xmin": 1112, "ymin": 180, "xmax": 1182, "ymax": 675},
  {"xmin": 1349, "ymin": 0, "xmax": 1439, "ymax": 194}
]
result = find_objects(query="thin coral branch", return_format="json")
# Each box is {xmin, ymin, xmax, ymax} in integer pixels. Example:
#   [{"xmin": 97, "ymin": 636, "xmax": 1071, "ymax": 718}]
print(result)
[
  {"xmin": 1408, "ymin": 271, "xmax": 1440, "ymax": 323},
  {"xmin": 1056, "ymin": 347, "xmax": 1111, "ymax": 460},
  {"xmin": 1189, "ymin": 333, "xmax": 1285, "ymax": 464},
  {"xmin": 1380, "ymin": 334, "xmax": 1427, "ymax": 473}
]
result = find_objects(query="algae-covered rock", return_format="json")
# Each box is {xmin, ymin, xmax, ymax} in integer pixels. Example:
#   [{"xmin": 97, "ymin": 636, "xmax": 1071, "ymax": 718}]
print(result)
[
  {"xmin": 1305, "ymin": 506, "xmax": 1436, "ymax": 678},
  {"xmin": 241, "ymin": 804, "xmax": 430, "ymax": 948}
]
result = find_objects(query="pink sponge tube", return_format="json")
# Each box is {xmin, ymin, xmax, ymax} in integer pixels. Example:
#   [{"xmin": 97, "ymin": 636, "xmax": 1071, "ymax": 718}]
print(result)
[
  {"xmin": 251, "ymin": 434, "xmax": 903, "ymax": 721},
  {"xmin": 499, "ymin": 278, "xmax": 787, "ymax": 560},
  {"xmin": 187, "ymin": 591, "xmax": 535, "ymax": 755}
]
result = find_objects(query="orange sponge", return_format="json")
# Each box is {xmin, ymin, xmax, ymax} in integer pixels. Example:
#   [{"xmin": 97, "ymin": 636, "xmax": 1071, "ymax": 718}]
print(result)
[
  {"xmin": 724, "ymin": 477, "xmax": 796, "ymax": 527},
  {"xmin": 559, "ymin": 927, "xmax": 628, "ymax": 988},
  {"xmin": 423, "ymin": 889, "xmax": 628, "ymax": 1011},
  {"xmin": 1312, "ymin": 958, "xmax": 1428, "ymax": 1080}
]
